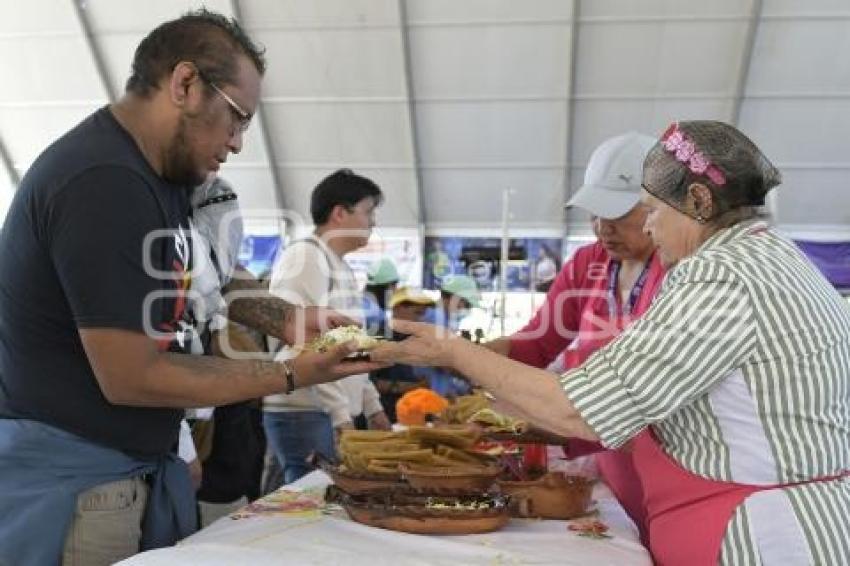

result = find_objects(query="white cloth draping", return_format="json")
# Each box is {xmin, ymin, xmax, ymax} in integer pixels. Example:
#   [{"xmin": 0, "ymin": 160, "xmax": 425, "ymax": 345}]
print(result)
[{"xmin": 119, "ymin": 471, "xmax": 651, "ymax": 566}]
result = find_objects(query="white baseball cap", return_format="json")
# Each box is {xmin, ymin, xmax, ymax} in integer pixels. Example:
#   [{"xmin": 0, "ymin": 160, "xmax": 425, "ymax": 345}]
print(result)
[{"xmin": 565, "ymin": 132, "xmax": 657, "ymax": 219}]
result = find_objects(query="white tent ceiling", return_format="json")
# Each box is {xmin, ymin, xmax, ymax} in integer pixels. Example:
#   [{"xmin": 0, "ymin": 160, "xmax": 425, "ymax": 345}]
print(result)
[{"xmin": 1, "ymin": 0, "xmax": 849, "ymax": 238}]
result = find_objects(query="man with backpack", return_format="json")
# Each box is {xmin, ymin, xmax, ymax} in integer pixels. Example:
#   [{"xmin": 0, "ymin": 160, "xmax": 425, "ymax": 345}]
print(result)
[{"xmin": 263, "ymin": 170, "xmax": 392, "ymax": 484}]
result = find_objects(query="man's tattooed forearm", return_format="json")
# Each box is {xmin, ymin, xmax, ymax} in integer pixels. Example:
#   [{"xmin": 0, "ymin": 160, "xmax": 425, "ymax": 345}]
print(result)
[
  {"xmin": 223, "ymin": 276, "xmax": 295, "ymax": 341},
  {"xmin": 226, "ymin": 294, "xmax": 294, "ymax": 341},
  {"xmin": 168, "ymin": 352, "xmax": 285, "ymax": 381}
]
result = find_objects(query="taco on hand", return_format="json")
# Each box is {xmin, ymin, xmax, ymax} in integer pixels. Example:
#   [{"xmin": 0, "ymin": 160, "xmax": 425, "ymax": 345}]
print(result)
[{"xmin": 309, "ymin": 325, "xmax": 380, "ymax": 353}]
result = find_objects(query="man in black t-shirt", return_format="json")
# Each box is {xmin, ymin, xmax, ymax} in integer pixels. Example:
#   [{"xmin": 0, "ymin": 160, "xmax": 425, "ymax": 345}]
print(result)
[{"xmin": 0, "ymin": 10, "xmax": 383, "ymax": 565}]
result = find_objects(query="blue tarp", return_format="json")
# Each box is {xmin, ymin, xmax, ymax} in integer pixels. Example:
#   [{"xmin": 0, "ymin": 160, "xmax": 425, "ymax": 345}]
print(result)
[{"xmin": 795, "ymin": 240, "xmax": 850, "ymax": 289}]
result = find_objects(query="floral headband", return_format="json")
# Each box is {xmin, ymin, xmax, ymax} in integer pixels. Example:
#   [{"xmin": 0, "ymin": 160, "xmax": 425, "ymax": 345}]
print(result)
[{"xmin": 660, "ymin": 123, "xmax": 726, "ymax": 186}]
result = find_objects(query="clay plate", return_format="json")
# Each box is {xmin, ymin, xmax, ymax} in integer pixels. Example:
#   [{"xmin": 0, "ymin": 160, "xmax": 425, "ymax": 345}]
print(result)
[
  {"xmin": 309, "ymin": 452, "xmax": 405, "ymax": 495},
  {"xmin": 340, "ymin": 493, "xmax": 510, "ymax": 535},
  {"xmin": 498, "ymin": 472, "xmax": 593, "ymax": 519},
  {"xmin": 400, "ymin": 463, "xmax": 500, "ymax": 492},
  {"xmin": 344, "ymin": 505, "xmax": 509, "ymax": 535},
  {"xmin": 483, "ymin": 428, "xmax": 573, "ymax": 445},
  {"xmin": 326, "ymin": 467, "xmax": 405, "ymax": 496}
]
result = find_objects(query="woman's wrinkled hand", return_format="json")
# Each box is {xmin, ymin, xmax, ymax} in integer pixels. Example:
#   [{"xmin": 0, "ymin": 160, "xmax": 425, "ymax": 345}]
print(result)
[{"xmin": 369, "ymin": 320, "xmax": 465, "ymax": 368}]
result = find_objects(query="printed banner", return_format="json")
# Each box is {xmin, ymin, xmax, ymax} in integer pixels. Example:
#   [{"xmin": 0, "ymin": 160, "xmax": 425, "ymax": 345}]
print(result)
[
  {"xmin": 238, "ymin": 233, "xmax": 422, "ymax": 287},
  {"xmin": 346, "ymin": 235, "xmax": 421, "ymax": 287},
  {"xmin": 423, "ymin": 237, "xmax": 563, "ymax": 292},
  {"xmin": 238, "ymin": 235, "xmax": 282, "ymax": 278}
]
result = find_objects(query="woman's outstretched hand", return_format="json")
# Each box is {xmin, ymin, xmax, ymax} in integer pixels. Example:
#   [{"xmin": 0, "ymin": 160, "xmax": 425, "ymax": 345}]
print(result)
[{"xmin": 369, "ymin": 320, "xmax": 464, "ymax": 368}]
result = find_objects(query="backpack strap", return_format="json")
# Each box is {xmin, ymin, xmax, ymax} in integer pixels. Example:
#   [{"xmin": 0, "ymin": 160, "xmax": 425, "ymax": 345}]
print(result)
[{"xmin": 295, "ymin": 237, "xmax": 335, "ymax": 295}]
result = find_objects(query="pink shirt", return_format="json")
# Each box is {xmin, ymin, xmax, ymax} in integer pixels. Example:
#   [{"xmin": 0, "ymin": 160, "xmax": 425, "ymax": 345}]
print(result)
[
  {"xmin": 507, "ymin": 241, "xmax": 665, "ymax": 542},
  {"xmin": 509, "ymin": 241, "xmax": 665, "ymax": 368}
]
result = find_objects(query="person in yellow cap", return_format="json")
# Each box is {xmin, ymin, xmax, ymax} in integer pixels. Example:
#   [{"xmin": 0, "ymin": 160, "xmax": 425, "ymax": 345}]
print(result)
[
  {"xmin": 418, "ymin": 275, "xmax": 481, "ymax": 397},
  {"xmin": 389, "ymin": 287, "xmax": 435, "ymax": 317},
  {"xmin": 363, "ymin": 258, "xmax": 400, "ymax": 337},
  {"xmin": 369, "ymin": 287, "xmax": 434, "ymax": 421}
]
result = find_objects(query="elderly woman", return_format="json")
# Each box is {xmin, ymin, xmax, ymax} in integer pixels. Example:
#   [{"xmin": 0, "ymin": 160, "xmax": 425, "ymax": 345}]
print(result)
[{"xmin": 374, "ymin": 121, "xmax": 850, "ymax": 565}]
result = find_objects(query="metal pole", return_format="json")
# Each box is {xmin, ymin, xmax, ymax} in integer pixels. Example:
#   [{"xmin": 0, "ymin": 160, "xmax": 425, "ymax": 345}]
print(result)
[
  {"xmin": 500, "ymin": 188, "xmax": 511, "ymax": 336},
  {"xmin": 562, "ymin": 0, "xmax": 580, "ymax": 241},
  {"xmin": 397, "ymin": 0, "xmax": 426, "ymax": 229},
  {"xmin": 0, "ymin": 134, "xmax": 19, "ymax": 187},
  {"xmin": 730, "ymin": 0, "xmax": 763, "ymax": 126},
  {"xmin": 71, "ymin": 0, "xmax": 116, "ymax": 102},
  {"xmin": 229, "ymin": 0, "xmax": 291, "ymax": 240}
]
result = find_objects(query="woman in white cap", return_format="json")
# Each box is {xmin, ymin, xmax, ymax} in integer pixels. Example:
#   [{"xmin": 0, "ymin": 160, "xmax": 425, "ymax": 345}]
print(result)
[
  {"xmin": 376, "ymin": 121, "xmax": 850, "ymax": 565},
  {"xmin": 485, "ymin": 131, "xmax": 664, "ymax": 541}
]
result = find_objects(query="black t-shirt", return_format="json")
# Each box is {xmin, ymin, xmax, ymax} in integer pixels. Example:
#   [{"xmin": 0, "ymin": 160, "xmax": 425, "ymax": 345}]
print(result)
[{"xmin": 0, "ymin": 107, "xmax": 193, "ymax": 459}]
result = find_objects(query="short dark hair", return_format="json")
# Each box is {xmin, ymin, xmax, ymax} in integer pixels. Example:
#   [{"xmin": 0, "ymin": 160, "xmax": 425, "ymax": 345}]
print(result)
[
  {"xmin": 310, "ymin": 169, "xmax": 383, "ymax": 225},
  {"xmin": 125, "ymin": 8, "xmax": 266, "ymax": 97}
]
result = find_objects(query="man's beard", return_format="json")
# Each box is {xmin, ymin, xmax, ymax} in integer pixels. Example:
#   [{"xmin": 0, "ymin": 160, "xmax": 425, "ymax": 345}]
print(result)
[{"xmin": 161, "ymin": 116, "xmax": 206, "ymax": 188}]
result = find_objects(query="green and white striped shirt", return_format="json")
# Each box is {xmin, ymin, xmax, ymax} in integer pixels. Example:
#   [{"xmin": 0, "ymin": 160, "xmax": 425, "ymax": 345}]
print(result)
[{"xmin": 562, "ymin": 221, "xmax": 850, "ymax": 565}]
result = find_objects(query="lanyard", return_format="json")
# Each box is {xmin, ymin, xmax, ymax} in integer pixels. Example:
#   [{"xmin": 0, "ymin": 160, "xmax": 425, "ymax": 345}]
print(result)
[{"xmin": 607, "ymin": 258, "xmax": 651, "ymax": 317}]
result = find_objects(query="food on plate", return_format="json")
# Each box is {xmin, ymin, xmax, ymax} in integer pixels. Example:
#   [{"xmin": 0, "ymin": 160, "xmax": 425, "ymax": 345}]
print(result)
[
  {"xmin": 336, "ymin": 490, "xmax": 510, "ymax": 535},
  {"xmin": 309, "ymin": 325, "xmax": 380, "ymax": 353},
  {"xmin": 440, "ymin": 394, "xmax": 527, "ymax": 434},
  {"xmin": 469, "ymin": 439, "xmax": 512, "ymax": 457},
  {"xmin": 406, "ymin": 424, "xmax": 479, "ymax": 449},
  {"xmin": 338, "ymin": 430, "xmax": 412, "ymax": 476},
  {"xmin": 334, "ymin": 427, "xmax": 495, "ymax": 480},
  {"xmin": 434, "ymin": 445, "xmax": 492, "ymax": 465},
  {"xmin": 356, "ymin": 448, "xmax": 434, "ymax": 462},
  {"xmin": 440, "ymin": 392, "xmax": 490, "ymax": 424},
  {"xmin": 338, "ymin": 430, "xmax": 403, "ymax": 443},
  {"xmin": 424, "ymin": 497, "xmax": 495, "ymax": 511},
  {"xmin": 467, "ymin": 407, "xmax": 527, "ymax": 434}
]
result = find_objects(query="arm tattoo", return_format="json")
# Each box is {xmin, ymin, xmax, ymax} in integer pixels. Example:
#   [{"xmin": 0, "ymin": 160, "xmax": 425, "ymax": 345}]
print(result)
[
  {"xmin": 167, "ymin": 352, "xmax": 285, "ymax": 382},
  {"xmin": 223, "ymin": 272, "xmax": 295, "ymax": 341}
]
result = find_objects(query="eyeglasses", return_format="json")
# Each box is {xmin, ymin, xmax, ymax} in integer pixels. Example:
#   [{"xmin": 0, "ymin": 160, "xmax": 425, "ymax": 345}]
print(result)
[{"xmin": 195, "ymin": 66, "xmax": 252, "ymax": 134}]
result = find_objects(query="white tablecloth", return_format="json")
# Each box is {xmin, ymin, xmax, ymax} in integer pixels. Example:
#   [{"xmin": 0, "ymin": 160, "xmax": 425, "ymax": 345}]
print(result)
[{"xmin": 119, "ymin": 471, "xmax": 651, "ymax": 566}]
